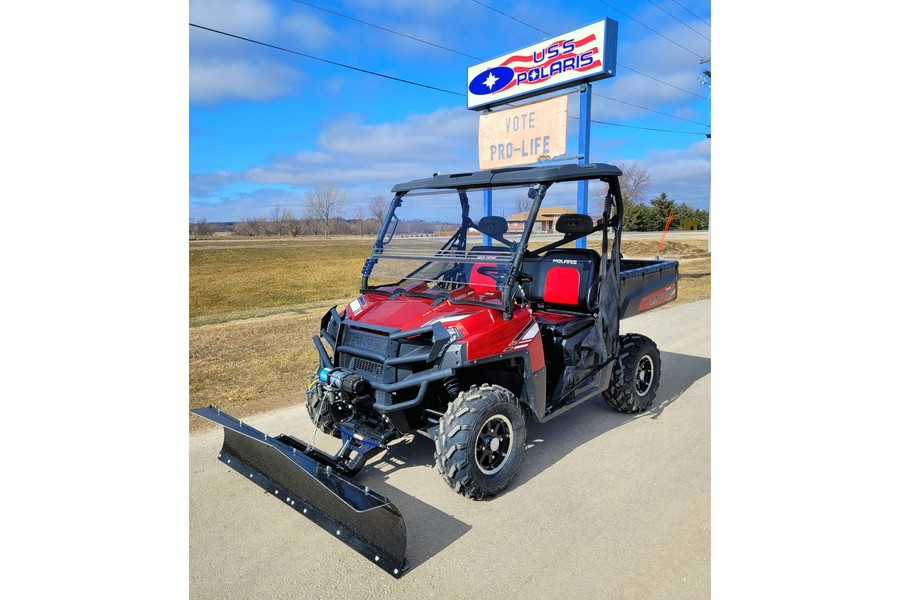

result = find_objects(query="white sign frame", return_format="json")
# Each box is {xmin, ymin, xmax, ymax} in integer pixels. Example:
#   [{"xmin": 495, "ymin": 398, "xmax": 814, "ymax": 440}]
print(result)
[{"xmin": 467, "ymin": 19, "xmax": 617, "ymax": 111}]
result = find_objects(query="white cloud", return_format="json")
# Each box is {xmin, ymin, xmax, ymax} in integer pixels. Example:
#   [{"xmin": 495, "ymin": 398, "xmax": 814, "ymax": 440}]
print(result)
[
  {"xmin": 282, "ymin": 12, "xmax": 337, "ymax": 50},
  {"xmin": 190, "ymin": 58, "xmax": 302, "ymax": 104},
  {"xmin": 591, "ymin": 18, "xmax": 710, "ymax": 119},
  {"xmin": 190, "ymin": 0, "xmax": 276, "ymax": 40},
  {"xmin": 190, "ymin": 188, "xmax": 306, "ymax": 222},
  {"xmin": 190, "ymin": 0, "xmax": 308, "ymax": 104},
  {"xmin": 640, "ymin": 138, "xmax": 711, "ymax": 210},
  {"xmin": 190, "ymin": 105, "xmax": 481, "ymax": 219},
  {"xmin": 346, "ymin": 0, "xmax": 473, "ymax": 22},
  {"xmin": 235, "ymin": 106, "xmax": 479, "ymax": 187},
  {"xmin": 317, "ymin": 107, "xmax": 477, "ymax": 161}
]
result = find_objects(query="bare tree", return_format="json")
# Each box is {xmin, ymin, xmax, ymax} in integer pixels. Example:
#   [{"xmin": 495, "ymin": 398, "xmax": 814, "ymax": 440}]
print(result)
[
  {"xmin": 304, "ymin": 183, "xmax": 347, "ymax": 238},
  {"xmin": 269, "ymin": 205, "xmax": 287, "ymax": 236},
  {"xmin": 369, "ymin": 194, "xmax": 387, "ymax": 224},
  {"xmin": 592, "ymin": 161, "xmax": 652, "ymax": 215},
  {"xmin": 352, "ymin": 205, "xmax": 368, "ymax": 236},
  {"xmin": 189, "ymin": 218, "xmax": 214, "ymax": 237},
  {"xmin": 284, "ymin": 208, "xmax": 301, "ymax": 237},
  {"xmin": 235, "ymin": 216, "xmax": 267, "ymax": 236},
  {"xmin": 513, "ymin": 194, "xmax": 530, "ymax": 213},
  {"xmin": 620, "ymin": 162, "xmax": 652, "ymax": 204}
]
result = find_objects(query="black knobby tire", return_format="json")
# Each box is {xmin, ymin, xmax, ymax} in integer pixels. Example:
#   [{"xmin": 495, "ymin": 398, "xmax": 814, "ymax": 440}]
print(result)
[
  {"xmin": 306, "ymin": 384, "xmax": 341, "ymax": 438},
  {"xmin": 603, "ymin": 333, "xmax": 661, "ymax": 413},
  {"xmin": 434, "ymin": 384, "xmax": 526, "ymax": 500}
]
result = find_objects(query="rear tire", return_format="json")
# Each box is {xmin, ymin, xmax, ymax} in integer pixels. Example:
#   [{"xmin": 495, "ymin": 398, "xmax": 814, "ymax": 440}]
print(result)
[
  {"xmin": 603, "ymin": 333, "xmax": 661, "ymax": 413},
  {"xmin": 435, "ymin": 384, "xmax": 526, "ymax": 500}
]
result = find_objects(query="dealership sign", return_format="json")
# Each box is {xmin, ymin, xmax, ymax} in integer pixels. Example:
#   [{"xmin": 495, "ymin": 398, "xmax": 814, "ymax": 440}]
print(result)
[{"xmin": 467, "ymin": 19, "xmax": 617, "ymax": 110}]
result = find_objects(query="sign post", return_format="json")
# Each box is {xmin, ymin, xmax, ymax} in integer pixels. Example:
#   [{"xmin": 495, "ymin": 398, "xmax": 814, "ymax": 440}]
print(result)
[{"xmin": 577, "ymin": 83, "xmax": 592, "ymax": 248}]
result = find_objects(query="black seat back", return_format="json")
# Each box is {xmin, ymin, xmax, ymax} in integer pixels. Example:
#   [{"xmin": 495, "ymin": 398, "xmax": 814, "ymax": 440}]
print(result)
[{"xmin": 522, "ymin": 248, "xmax": 601, "ymax": 312}]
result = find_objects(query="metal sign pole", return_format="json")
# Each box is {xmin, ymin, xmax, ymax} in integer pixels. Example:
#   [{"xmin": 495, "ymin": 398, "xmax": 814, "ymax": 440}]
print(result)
[
  {"xmin": 483, "ymin": 188, "xmax": 493, "ymax": 246},
  {"xmin": 576, "ymin": 82, "xmax": 592, "ymax": 249}
]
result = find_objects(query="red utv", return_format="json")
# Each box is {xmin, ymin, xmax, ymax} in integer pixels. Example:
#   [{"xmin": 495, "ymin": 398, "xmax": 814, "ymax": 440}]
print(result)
[{"xmin": 193, "ymin": 162, "xmax": 679, "ymax": 577}]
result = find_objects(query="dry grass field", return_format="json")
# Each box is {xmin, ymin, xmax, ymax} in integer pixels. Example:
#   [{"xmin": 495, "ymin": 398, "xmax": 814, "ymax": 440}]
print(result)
[{"xmin": 189, "ymin": 234, "xmax": 710, "ymax": 430}]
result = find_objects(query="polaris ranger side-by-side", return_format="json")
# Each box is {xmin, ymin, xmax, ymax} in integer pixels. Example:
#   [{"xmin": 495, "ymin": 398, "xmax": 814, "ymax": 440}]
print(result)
[{"xmin": 192, "ymin": 162, "xmax": 679, "ymax": 577}]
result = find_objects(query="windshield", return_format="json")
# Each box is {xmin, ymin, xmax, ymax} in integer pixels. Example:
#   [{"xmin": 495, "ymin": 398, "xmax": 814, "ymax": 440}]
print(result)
[{"xmin": 363, "ymin": 185, "xmax": 537, "ymax": 308}]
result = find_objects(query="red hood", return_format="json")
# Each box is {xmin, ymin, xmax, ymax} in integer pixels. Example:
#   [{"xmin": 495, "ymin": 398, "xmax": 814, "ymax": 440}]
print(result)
[
  {"xmin": 341, "ymin": 290, "xmax": 543, "ymax": 366},
  {"xmin": 346, "ymin": 292, "xmax": 489, "ymax": 331}
]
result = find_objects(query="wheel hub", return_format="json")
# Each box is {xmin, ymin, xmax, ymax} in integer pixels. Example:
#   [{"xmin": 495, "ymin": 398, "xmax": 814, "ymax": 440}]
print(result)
[
  {"xmin": 635, "ymin": 354, "xmax": 655, "ymax": 397},
  {"xmin": 476, "ymin": 414, "xmax": 514, "ymax": 475}
]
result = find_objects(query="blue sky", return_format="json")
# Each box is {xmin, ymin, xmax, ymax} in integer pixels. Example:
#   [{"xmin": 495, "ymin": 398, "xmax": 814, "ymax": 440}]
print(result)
[{"xmin": 189, "ymin": 0, "xmax": 711, "ymax": 222}]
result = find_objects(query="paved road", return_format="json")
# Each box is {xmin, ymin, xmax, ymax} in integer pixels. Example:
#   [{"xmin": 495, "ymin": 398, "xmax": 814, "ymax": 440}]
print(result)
[{"xmin": 190, "ymin": 299, "xmax": 710, "ymax": 599}]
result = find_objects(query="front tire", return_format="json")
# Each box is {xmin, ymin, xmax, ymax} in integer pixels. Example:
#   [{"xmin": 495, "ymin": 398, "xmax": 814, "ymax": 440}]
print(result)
[
  {"xmin": 603, "ymin": 333, "xmax": 661, "ymax": 413},
  {"xmin": 305, "ymin": 382, "xmax": 341, "ymax": 437},
  {"xmin": 435, "ymin": 384, "xmax": 526, "ymax": 499}
]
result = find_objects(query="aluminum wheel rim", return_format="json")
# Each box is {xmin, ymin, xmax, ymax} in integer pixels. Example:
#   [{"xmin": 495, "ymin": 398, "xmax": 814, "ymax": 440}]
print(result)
[
  {"xmin": 476, "ymin": 414, "xmax": 513, "ymax": 475},
  {"xmin": 635, "ymin": 354, "xmax": 655, "ymax": 397}
]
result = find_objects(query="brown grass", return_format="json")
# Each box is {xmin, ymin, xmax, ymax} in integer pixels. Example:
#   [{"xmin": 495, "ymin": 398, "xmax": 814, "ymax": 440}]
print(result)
[
  {"xmin": 189, "ymin": 235, "xmax": 710, "ymax": 431},
  {"xmin": 190, "ymin": 237, "xmax": 372, "ymax": 326},
  {"xmin": 616, "ymin": 238, "xmax": 711, "ymax": 309},
  {"xmin": 189, "ymin": 302, "xmax": 350, "ymax": 421}
]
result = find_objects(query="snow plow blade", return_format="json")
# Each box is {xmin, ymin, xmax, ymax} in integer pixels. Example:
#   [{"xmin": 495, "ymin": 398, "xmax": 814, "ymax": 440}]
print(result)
[{"xmin": 191, "ymin": 406, "xmax": 409, "ymax": 577}]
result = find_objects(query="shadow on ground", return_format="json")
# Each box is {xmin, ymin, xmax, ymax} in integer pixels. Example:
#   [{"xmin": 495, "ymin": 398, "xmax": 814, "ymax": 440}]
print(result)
[
  {"xmin": 343, "ymin": 349, "xmax": 710, "ymax": 571},
  {"xmin": 494, "ymin": 349, "xmax": 710, "ymax": 494}
]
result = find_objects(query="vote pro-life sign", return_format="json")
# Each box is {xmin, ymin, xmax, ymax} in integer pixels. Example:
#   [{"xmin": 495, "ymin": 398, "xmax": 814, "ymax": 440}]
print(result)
[
  {"xmin": 468, "ymin": 20, "xmax": 617, "ymax": 169},
  {"xmin": 477, "ymin": 95, "xmax": 567, "ymax": 169}
]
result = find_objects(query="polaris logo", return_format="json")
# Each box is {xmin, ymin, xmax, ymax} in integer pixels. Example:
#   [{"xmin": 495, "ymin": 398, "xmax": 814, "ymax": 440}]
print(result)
[
  {"xmin": 552, "ymin": 259, "xmax": 578, "ymax": 265},
  {"xmin": 638, "ymin": 285, "xmax": 677, "ymax": 311}
]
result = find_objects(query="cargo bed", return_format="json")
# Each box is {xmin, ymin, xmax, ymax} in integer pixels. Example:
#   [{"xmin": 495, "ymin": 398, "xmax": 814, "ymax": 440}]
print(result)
[{"xmin": 619, "ymin": 258, "xmax": 679, "ymax": 319}]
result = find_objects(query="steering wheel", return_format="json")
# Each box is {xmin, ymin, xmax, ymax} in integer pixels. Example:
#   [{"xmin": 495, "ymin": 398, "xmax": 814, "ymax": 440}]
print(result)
[{"xmin": 475, "ymin": 265, "xmax": 508, "ymax": 285}]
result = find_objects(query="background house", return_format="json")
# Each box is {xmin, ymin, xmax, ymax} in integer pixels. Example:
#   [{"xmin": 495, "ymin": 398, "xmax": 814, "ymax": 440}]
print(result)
[{"xmin": 506, "ymin": 206, "xmax": 576, "ymax": 233}]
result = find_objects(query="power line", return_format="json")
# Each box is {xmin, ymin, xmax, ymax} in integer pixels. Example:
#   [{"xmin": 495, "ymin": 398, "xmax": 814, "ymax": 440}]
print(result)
[
  {"xmin": 595, "ymin": 0, "xmax": 706, "ymax": 59},
  {"xmin": 296, "ymin": 0, "xmax": 709, "ymax": 106},
  {"xmin": 498, "ymin": 91, "xmax": 706, "ymax": 136},
  {"xmin": 668, "ymin": 0, "xmax": 711, "ymax": 27},
  {"xmin": 568, "ymin": 115, "xmax": 708, "ymax": 136},
  {"xmin": 593, "ymin": 92, "xmax": 710, "ymax": 127},
  {"xmin": 646, "ymin": 0, "xmax": 710, "ymax": 41},
  {"xmin": 470, "ymin": 0, "xmax": 551, "ymax": 36},
  {"xmin": 291, "ymin": 0, "xmax": 482, "ymax": 61},
  {"xmin": 617, "ymin": 64, "xmax": 708, "ymax": 100},
  {"xmin": 189, "ymin": 23, "xmax": 465, "ymax": 98},
  {"xmin": 190, "ymin": 21, "xmax": 709, "ymax": 135}
]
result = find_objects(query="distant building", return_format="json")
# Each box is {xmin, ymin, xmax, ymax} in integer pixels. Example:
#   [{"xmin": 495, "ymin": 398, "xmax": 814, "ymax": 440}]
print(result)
[
  {"xmin": 682, "ymin": 217, "xmax": 699, "ymax": 231},
  {"xmin": 506, "ymin": 206, "xmax": 576, "ymax": 233}
]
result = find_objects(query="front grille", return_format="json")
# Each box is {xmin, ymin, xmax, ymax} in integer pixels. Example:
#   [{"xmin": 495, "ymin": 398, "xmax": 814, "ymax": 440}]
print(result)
[
  {"xmin": 351, "ymin": 357, "xmax": 384, "ymax": 375},
  {"xmin": 343, "ymin": 329, "xmax": 390, "ymax": 356}
]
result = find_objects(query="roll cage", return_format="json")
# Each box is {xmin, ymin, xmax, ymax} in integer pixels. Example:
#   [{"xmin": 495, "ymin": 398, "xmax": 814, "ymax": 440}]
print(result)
[{"xmin": 360, "ymin": 162, "xmax": 625, "ymax": 318}]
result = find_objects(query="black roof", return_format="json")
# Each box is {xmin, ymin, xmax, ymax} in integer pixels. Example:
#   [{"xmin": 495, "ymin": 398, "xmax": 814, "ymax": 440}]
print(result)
[{"xmin": 391, "ymin": 162, "xmax": 622, "ymax": 193}]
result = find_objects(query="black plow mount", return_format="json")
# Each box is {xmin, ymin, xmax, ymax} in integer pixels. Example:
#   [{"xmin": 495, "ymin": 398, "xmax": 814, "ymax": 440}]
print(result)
[{"xmin": 191, "ymin": 406, "xmax": 409, "ymax": 578}]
